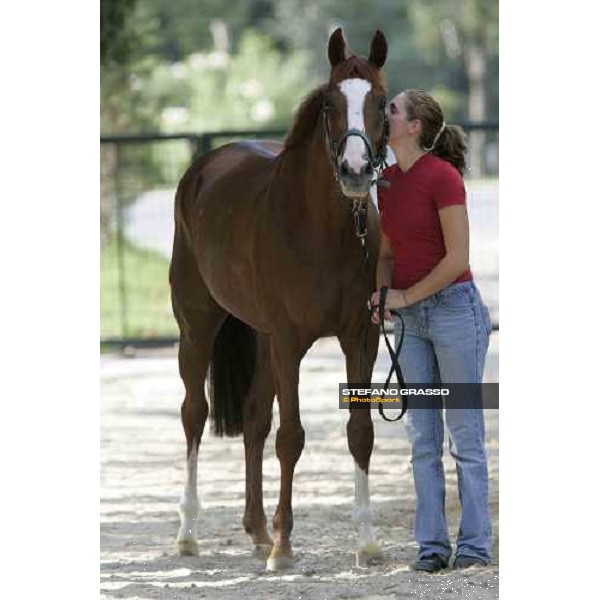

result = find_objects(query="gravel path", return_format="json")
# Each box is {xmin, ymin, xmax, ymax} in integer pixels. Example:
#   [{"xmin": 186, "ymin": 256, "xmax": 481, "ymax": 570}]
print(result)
[{"xmin": 101, "ymin": 335, "xmax": 499, "ymax": 599}]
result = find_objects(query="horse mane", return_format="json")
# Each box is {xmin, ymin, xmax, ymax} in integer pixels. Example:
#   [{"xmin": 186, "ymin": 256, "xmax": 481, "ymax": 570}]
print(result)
[
  {"xmin": 283, "ymin": 85, "xmax": 327, "ymax": 150},
  {"xmin": 283, "ymin": 55, "xmax": 386, "ymax": 151}
]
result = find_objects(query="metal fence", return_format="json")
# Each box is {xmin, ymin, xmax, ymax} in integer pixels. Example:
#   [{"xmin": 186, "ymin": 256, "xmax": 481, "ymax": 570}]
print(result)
[{"xmin": 100, "ymin": 123, "xmax": 499, "ymax": 349}]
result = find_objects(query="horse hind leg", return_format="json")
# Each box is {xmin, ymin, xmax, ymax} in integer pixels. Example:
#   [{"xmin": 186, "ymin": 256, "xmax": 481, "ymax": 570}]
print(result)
[
  {"xmin": 242, "ymin": 334, "xmax": 276, "ymax": 559},
  {"xmin": 175, "ymin": 307, "xmax": 227, "ymax": 556}
]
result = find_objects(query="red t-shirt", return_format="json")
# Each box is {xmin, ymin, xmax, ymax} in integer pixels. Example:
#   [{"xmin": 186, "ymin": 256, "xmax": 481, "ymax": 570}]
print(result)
[{"xmin": 377, "ymin": 154, "xmax": 472, "ymax": 290}]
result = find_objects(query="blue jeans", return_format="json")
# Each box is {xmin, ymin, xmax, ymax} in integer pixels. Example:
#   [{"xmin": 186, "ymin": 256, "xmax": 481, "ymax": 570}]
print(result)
[{"xmin": 393, "ymin": 280, "xmax": 493, "ymax": 562}]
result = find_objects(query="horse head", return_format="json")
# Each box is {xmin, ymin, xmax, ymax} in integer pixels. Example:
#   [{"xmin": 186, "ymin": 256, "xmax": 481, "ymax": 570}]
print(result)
[{"xmin": 324, "ymin": 28, "xmax": 389, "ymax": 198}]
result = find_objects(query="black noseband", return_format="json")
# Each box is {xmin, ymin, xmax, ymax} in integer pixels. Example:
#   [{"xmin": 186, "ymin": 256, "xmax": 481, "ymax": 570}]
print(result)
[{"xmin": 322, "ymin": 99, "xmax": 389, "ymax": 182}]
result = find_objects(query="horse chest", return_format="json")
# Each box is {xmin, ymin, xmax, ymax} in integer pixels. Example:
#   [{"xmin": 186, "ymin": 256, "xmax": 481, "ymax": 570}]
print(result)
[{"xmin": 274, "ymin": 260, "xmax": 366, "ymax": 332}]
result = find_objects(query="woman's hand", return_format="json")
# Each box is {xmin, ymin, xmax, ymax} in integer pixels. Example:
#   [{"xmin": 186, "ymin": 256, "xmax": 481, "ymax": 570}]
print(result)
[
  {"xmin": 371, "ymin": 305, "xmax": 392, "ymax": 325},
  {"xmin": 370, "ymin": 289, "xmax": 407, "ymax": 324}
]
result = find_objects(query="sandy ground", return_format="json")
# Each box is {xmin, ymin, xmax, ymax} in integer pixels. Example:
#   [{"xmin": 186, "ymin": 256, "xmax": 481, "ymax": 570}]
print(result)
[{"xmin": 101, "ymin": 333, "xmax": 499, "ymax": 599}]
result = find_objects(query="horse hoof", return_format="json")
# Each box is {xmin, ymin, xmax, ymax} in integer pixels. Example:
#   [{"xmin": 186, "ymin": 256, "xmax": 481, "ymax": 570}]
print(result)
[
  {"xmin": 356, "ymin": 542, "xmax": 383, "ymax": 567},
  {"xmin": 252, "ymin": 543, "xmax": 273, "ymax": 559},
  {"xmin": 177, "ymin": 538, "xmax": 199, "ymax": 557},
  {"xmin": 266, "ymin": 553, "xmax": 295, "ymax": 571}
]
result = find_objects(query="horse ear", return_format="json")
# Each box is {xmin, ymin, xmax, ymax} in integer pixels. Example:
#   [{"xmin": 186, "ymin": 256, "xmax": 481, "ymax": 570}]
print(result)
[
  {"xmin": 328, "ymin": 27, "xmax": 347, "ymax": 67},
  {"xmin": 368, "ymin": 30, "xmax": 388, "ymax": 69}
]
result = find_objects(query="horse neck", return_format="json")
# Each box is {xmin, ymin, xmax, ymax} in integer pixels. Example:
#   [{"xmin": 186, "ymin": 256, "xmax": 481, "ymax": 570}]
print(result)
[{"xmin": 283, "ymin": 125, "xmax": 351, "ymax": 242}]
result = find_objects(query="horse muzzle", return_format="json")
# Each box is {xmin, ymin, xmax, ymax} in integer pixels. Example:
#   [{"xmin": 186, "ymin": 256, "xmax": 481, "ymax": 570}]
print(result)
[{"xmin": 338, "ymin": 159, "xmax": 373, "ymax": 198}]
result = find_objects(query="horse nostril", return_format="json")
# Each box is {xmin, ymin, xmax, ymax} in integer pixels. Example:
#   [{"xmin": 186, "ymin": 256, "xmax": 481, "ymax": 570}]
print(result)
[
  {"xmin": 339, "ymin": 160, "xmax": 351, "ymax": 177},
  {"xmin": 364, "ymin": 163, "xmax": 373, "ymax": 176}
]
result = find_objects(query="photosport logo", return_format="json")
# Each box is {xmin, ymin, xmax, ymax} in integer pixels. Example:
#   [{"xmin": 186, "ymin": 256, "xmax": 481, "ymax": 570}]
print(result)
[{"xmin": 338, "ymin": 383, "xmax": 499, "ymax": 409}]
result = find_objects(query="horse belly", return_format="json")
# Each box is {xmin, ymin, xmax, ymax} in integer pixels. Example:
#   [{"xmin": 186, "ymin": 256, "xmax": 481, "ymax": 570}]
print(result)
[{"xmin": 190, "ymin": 156, "xmax": 273, "ymax": 330}]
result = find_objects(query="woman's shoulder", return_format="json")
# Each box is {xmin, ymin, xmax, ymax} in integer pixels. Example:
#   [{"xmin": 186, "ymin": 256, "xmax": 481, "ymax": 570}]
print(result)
[
  {"xmin": 426, "ymin": 154, "xmax": 463, "ymax": 181},
  {"xmin": 425, "ymin": 155, "xmax": 465, "ymax": 207}
]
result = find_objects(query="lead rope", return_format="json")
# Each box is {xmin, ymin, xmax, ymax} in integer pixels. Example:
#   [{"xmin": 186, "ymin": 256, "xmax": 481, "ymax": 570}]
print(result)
[
  {"xmin": 358, "ymin": 285, "xmax": 408, "ymax": 421},
  {"xmin": 376, "ymin": 287, "xmax": 408, "ymax": 421}
]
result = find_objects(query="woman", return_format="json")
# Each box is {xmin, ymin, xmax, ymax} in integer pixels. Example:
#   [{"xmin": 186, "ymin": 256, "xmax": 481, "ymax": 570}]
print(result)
[{"xmin": 371, "ymin": 90, "xmax": 493, "ymax": 572}]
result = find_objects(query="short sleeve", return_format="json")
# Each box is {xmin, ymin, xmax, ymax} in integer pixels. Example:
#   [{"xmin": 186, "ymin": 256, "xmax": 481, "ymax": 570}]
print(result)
[{"xmin": 433, "ymin": 163, "xmax": 466, "ymax": 209}]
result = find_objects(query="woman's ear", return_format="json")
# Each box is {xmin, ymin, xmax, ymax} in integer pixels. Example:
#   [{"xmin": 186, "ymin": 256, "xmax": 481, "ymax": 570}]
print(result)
[{"xmin": 409, "ymin": 119, "xmax": 422, "ymax": 137}]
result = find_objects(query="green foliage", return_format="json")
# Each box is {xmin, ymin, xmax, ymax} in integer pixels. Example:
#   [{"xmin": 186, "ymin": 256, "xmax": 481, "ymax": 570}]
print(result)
[
  {"xmin": 102, "ymin": 30, "xmax": 317, "ymax": 134},
  {"xmin": 100, "ymin": 0, "xmax": 138, "ymax": 65},
  {"xmin": 179, "ymin": 31, "xmax": 317, "ymax": 131},
  {"xmin": 101, "ymin": 235, "xmax": 177, "ymax": 339},
  {"xmin": 137, "ymin": 0, "xmax": 255, "ymax": 60},
  {"xmin": 406, "ymin": 0, "xmax": 498, "ymax": 119},
  {"xmin": 256, "ymin": 0, "xmax": 498, "ymax": 121},
  {"xmin": 101, "ymin": 0, "xmax": 499, "ymax": 134},
  {"xmin": 100, "ymin": 1, "xmax": 165, "ymax": 132}
]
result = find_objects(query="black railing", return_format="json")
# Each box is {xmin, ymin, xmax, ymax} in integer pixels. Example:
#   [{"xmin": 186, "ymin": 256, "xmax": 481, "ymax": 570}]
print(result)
[{"xmin": 100, "ymin": 121, "xmax": 499, "ymax": 154}]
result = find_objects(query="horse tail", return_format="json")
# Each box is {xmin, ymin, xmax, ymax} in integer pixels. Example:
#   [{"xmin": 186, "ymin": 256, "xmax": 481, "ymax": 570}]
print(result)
[{"xmin": 208, "ymin": 314, "xmax": 257, "ymax": 437}]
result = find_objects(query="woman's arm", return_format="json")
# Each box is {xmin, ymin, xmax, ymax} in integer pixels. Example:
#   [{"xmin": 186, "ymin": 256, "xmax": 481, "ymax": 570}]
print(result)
[{"xmin": 391, "ymin": 204, "xmax": 470, "ymax": 309}]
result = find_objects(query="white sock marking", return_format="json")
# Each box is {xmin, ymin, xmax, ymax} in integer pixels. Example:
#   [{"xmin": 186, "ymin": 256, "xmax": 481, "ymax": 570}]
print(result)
[
  {"xmin": 177, "ymin": 444, "xmax": 200, "ymax": 544},
  {"xmin": 353, "ymin": 461, "xmax": 376, "ymax": 549}
]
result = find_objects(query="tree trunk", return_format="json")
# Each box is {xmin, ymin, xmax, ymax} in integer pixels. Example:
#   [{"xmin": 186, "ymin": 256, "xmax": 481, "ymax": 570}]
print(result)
[{"xmin": 465, "ymin": 43, "xmax": 486, "ymax": 178}]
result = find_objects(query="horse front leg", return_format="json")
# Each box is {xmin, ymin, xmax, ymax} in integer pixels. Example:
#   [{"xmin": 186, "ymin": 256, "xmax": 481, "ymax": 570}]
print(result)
[
  {"xmin": 339, "ymin": 322, "xmax": 383, "ymax": 566},
  {"xmin": 265, "ymin": 333, "xmax": 306, "ymax": 571}
]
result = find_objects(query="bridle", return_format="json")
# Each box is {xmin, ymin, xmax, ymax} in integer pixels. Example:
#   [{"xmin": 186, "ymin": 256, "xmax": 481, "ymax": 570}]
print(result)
[
  {"xmin": 322, "ymin": 96, "xmax": 389, "ymax": 177},
  {"xmin": 321, "ymin": 93, "xmax": 390, "ymax": 266},
  {"xmin": 322, "ymin": 95, "xmax": 389, "ymax": 184}
]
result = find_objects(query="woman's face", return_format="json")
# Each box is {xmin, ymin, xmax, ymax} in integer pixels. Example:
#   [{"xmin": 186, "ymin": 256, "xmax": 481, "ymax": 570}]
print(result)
[{"xmin": 387, "ymin": 93, "xmax": 421, "ymax": 145}]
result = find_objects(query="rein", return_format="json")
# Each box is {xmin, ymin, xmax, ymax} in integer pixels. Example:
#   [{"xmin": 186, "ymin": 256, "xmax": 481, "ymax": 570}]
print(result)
[
  {"xmin": 375, "ymin": 287, "xmax": 408, "ymax": 421},
  {"xmin": 358, "ymin": 286, "xmax": 408, "ymax": 422}
]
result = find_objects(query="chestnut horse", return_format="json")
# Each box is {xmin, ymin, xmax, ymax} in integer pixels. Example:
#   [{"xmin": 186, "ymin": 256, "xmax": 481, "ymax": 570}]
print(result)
[{"xmin": 169, "ymin": 28, "xmax": 389, "ymax": 570}]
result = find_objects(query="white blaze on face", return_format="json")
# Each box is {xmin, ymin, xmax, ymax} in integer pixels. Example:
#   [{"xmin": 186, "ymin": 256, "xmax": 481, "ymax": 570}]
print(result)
[{"xmin": 340, "ymin": 78, "xmax": 372, "ymax": 174}]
